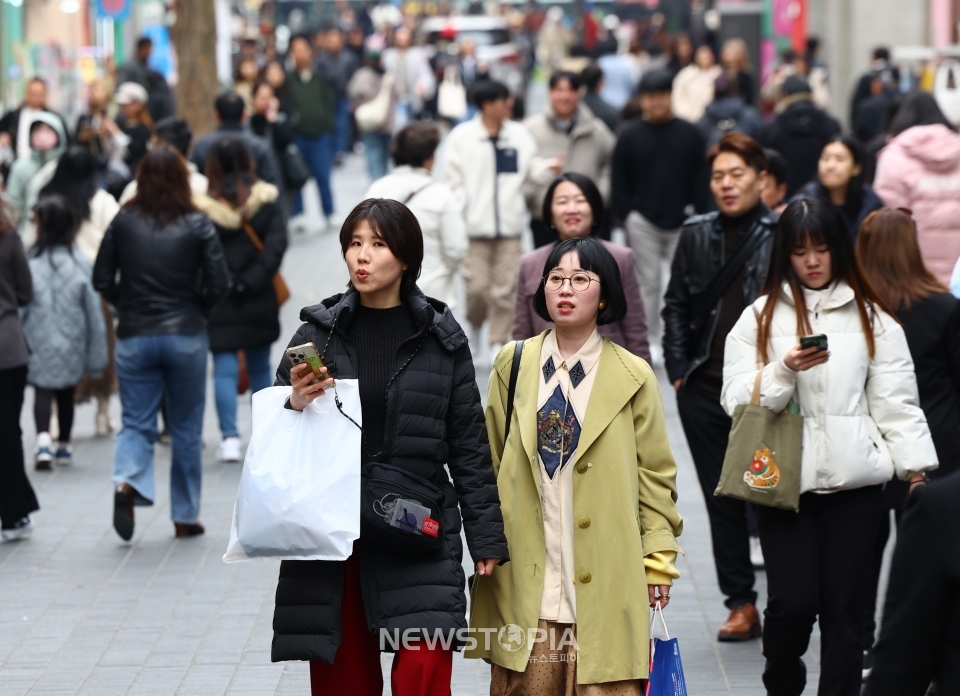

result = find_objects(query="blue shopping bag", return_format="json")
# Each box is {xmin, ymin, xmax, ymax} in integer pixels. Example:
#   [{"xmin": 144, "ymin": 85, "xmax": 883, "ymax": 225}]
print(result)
[{"xmin": 645, "ymin": 603, "xmax": 688, "ymax": 696}]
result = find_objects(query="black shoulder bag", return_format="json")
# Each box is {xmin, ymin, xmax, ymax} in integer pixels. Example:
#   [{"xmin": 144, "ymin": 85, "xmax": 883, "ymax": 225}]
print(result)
[{"xmin": 688, "ymin": 225, "xmax": 772, "ymax": 350}]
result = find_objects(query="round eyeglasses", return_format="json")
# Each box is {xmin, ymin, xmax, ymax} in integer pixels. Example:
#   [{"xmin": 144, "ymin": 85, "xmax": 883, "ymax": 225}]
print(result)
[{"xmin": 543, "ymin": 272, "xmax": 600, "ymax": 292}]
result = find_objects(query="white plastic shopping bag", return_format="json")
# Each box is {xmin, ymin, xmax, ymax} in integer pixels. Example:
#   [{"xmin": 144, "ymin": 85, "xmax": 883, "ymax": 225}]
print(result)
[{"xmin": 223, "ymin": 383, "xmax": 362, "ymax": 562}]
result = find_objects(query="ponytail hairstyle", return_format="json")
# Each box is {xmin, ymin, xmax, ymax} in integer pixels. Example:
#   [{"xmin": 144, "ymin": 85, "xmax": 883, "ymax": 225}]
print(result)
[{"xmin": 756, "ymin": 197, "xmax": 892, "ymax": 363}]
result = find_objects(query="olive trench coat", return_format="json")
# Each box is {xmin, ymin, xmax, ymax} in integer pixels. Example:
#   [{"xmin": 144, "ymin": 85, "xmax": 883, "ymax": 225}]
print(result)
[{"xmin": 466, "ymin": 333, "xmax": 683, "ymax": 684}]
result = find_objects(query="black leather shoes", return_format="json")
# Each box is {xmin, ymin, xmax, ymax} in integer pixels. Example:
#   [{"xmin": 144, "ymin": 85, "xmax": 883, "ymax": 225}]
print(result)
[{"xmin": 114, "ymin": 484, "xmax": 135, "ymax": 541}]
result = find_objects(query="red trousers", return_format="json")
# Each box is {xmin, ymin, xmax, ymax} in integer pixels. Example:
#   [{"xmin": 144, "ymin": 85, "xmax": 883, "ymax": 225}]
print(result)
[{"xmin": 310, "ymin": 544, "xmax": 453, "ymax": 696}]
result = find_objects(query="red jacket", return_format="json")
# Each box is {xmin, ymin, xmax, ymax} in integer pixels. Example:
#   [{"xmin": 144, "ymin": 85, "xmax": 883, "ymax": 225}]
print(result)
[{"xmin": 511, "ymin": 239, "xmax": 651, "ymax": 361}]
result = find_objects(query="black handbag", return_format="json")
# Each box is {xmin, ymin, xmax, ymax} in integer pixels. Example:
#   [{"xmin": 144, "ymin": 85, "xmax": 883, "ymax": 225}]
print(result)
[
  {"xmin": 265, "ymin": 123, "xmax": 311, "ymax": 190},
  {"xmin": 278, "ymin": 142, "xmax": 311, "ymax": 190}
]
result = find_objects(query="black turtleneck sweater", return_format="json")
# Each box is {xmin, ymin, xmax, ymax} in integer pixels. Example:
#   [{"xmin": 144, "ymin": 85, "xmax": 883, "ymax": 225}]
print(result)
[
  {"xmin": 349, "ymin": 303, "xmax": 418, "ymax": 460},
  {"xmin": 688, "ymin": 203, "xmax": 763, "ymax": 394}
]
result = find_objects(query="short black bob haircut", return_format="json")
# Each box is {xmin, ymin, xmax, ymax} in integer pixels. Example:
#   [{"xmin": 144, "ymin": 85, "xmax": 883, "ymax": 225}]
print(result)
[
  {"xmin": 472, "ymin": 79, "xmax": 510, "ymax": 109},
  {"xmin": 541, "ymin": 172, "xmax": 604, "ymax": 234},
  {"xmin": 533, "ymin": 237, "xmax": 627, "ymax": 326},
  {"xmin": 338, "ymin": 198, "xmax": 424, "ymax": 297}
]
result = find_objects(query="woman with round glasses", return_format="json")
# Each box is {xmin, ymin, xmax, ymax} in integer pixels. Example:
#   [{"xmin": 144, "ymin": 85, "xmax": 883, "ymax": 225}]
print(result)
[
  {"xmin": 512, "ymin": 172, "xmax": 651, "ymax": 361},
  {"xmin": 468, "ymin": 235, "xmax": 683, "ymax": 693}
]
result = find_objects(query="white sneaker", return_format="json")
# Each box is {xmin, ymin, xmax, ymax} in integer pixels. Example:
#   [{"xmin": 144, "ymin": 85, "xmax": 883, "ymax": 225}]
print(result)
[
  {"xmin": 2, "ymin": 516, "xmax": 34, "ymax": 541},
  {"xmin": 35, "ymin": 432, "xmax": 54, "ymax": 471},
  {"xmin": 217, "ymin": 437, "xmax": 243, "ymax": 463},
  {"xmin": 490, "ymin": 343, "xmax": 504, "ymax": 363},
  {"xmin": 750, "ymin": 536, "xmax": 765, "ymax": 569},
  {"xmin": 326, "ymin": 213, "xmax": 344, "ymax": 233}
]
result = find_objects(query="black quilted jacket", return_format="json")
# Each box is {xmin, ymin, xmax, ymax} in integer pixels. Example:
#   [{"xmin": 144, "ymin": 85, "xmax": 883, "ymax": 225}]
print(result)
[{"xmin": 270, "ymin": 287, "xmax": 509, "ymax": 663}]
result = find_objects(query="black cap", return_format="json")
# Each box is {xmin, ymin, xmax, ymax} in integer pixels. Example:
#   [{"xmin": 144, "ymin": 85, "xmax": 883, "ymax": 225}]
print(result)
[
  {"xmin": 639, "ymin": 69, "xmax": 674, "ymax": 94},
  {"xmin": 782, "ymin": 75, "xmax": 811, "ymax": 96}
]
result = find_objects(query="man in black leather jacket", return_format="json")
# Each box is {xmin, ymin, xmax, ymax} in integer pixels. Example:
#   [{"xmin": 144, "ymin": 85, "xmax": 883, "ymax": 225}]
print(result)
[{"xmin": 662, "ymin": 133, "xmax": 777, "ymax": 641}]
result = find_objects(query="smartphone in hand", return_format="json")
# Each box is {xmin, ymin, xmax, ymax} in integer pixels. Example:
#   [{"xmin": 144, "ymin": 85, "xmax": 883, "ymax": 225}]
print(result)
[
  {"xmin": 799, "ymin": 334, "xmax": 828, "ymax": 351},
  {"xmin": 285, "ymin": 343, "xmax": 331, "ymax": 384}
]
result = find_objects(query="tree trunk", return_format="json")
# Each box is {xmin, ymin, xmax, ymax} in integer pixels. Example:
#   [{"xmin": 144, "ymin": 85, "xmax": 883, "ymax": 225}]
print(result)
[{"xmin": 172, "ymin": 0, "xmax": 219, "ymax": 137}]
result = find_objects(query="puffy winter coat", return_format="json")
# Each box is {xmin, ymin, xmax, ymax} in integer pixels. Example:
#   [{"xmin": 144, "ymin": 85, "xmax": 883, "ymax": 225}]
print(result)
[
  {"xmin": 364, "ymin": 166, "xmax": 467, "ymax": 309},
  {"xmin": 722, "ymin": 281, "xmax": 938, "ymax": 493},
  {"xmin": 4, "ymin": 111, "xmax": 68, "ymax": 229},
  {"xmin": 22, "ymin": 247, "xmax": 107, "ymax": 389},
  {"xmin": 193, "ymin": 181, "xmax": 287, "ymax": 352},
  {"xmin": 270, "ymin": 288, "xmax": 509, "ymax": 663},
  {"xmin": 874, "ymin": 124, "xmax": 960, "ymax": 285},
  {"xmin": 522, "ymin": 103, "xmax": 615, "ymax": 219}
]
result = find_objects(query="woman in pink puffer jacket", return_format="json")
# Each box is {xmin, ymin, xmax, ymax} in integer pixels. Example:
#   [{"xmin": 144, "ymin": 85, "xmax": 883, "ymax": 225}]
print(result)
[{"xmin": 874, "ymin": 94, "xmax": 960, "ymax": 285}]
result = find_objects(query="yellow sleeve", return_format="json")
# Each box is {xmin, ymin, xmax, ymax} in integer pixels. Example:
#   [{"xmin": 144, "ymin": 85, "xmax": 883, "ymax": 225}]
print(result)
[{"xmin": 644, "ymin": 551, "xmax": 680, "ymax": 586}]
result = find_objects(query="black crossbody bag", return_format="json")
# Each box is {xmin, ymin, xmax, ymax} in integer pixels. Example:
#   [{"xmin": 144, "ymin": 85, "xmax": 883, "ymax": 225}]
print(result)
[
  {"xmin": 687, "ymin": 225, "xmax": 772, "ymax": 350},
  {"xmin": 323, "ymin": 327, "xmax": 446, "ymax": 558}
]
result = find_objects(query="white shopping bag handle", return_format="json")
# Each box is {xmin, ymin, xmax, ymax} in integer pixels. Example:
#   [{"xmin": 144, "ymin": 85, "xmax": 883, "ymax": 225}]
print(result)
[{"xmin": 649, "ymin": 601, "xmax": 670, "ymax": 640}]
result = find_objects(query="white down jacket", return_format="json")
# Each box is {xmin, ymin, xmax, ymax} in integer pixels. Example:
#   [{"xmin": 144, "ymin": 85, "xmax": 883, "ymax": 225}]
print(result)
[{"xmin": 722, "ymin": 281, "xmax": 938, "ymax": 494}]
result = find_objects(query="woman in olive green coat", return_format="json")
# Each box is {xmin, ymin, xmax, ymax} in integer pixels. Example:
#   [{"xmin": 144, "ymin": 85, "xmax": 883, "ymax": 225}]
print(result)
[{"xmin": 468, "ymin": 236, "xmax": 683, "ymax": 692}]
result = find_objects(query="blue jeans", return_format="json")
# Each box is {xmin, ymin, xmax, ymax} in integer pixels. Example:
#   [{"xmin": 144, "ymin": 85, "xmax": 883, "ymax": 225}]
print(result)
[
  {"xmin": 334, "ymin": 97, "xmax": 351, "ymax": 156},
  {"xmin": 113, "ymin": 333, "xmax": 208, "ymax": 524},
  {"xmin": 212, "ymin": 346, "xmax": 273, "ymax": 439},
  {"xmin": 362, "ymin": 132, "xmax": 391, "ymax": 182},
  {"xmin": 292, "ymin": 133, "xmax": 334, "ymax": 218}
]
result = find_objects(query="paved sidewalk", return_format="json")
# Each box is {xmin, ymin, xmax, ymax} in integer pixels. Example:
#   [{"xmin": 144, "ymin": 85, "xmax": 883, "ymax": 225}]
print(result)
[{"xmin": 0, "ymin": 154, "xmax": 831, "ymax": 695}]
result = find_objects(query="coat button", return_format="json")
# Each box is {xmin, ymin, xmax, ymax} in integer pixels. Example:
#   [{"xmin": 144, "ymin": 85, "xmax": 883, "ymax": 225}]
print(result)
[
  {"xmin": 579, "ymin": 572, "xmax": 592, "ymax": 583},
  {"xmin": 578, "ymin": 518, "xmax": 590, "ymax": 529},
  {"xmin": 577, "ymin": 462, "xmax": 588, "ymax": 474}
]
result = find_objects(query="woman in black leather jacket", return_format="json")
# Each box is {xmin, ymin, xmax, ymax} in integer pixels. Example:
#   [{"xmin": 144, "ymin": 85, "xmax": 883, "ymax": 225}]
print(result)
[
  {"xmin": 194, "ymin": 137, "xmax": 287, "ymax": 464},
  {"xmin": 93, "ymin": 146, "xmax": 230, "ymax": 542}
]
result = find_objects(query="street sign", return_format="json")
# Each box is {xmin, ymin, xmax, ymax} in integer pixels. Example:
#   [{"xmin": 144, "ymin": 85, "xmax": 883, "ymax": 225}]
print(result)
[{"xmin": 96, "ymin": 0, "xmax": 131, "ymax": 20}]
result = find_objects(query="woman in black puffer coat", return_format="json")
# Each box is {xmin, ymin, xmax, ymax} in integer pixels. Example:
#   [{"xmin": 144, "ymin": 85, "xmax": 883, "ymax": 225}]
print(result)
[
  {"xmin": 272, "ymin": 198, "xmax": 508, "ymax": 695},
  {"xmin": 194, "ymin": 136, "xmax": 288, "ymax": 463}
]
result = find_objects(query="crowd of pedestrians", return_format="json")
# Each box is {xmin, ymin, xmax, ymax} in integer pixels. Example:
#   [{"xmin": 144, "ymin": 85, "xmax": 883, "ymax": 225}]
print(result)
[{"xmin": 1, "ymin": 7, "xmax": 960, "ymax": 696}]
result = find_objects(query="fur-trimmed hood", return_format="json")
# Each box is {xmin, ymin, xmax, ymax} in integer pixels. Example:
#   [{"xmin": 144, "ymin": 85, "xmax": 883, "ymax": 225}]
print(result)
[{"xmin": 193, "ymin": 181, "xmax": 279, "ymax": 229}]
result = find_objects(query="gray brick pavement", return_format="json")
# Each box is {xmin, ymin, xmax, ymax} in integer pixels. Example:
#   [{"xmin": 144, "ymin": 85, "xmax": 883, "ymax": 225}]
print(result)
[{"xmin": 0, "ymin": 154, "xmax": 833, "ymax": 695}]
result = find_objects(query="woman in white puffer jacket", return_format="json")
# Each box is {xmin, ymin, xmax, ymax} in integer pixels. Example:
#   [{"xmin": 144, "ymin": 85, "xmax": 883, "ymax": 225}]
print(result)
[{"xmin": 721, "ymin": 198, "xmax": 938, "ymax": 696}]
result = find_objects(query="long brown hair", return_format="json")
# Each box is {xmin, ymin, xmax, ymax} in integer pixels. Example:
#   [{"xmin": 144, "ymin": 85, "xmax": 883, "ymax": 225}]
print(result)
[
  {"xmin": 756, "ymin": 198, "xmax": 893, "ymax": 363},
  {"xmin": 205, "ymin": 136, "xmax": 257, "ymax": 208},
  {"xmin": 126, "ymin": 145, "xmax": 196, "ymax": 227},
  {"xmin": 855, "ymin": 209, "xmax": 948, "ymax": 311}
]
